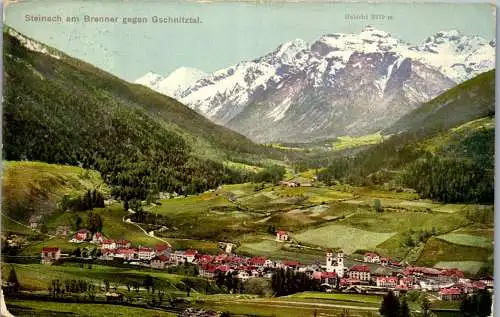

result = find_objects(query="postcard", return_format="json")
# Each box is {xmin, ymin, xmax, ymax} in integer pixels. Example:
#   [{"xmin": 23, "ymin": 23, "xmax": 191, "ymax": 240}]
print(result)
[{"xmin": 0, "ymin": 1, "xmax": 495, "ymax": 316}]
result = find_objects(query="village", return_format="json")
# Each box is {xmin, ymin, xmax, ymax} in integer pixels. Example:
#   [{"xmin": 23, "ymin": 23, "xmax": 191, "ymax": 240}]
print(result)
[{"xmin": 39, "ymin": 227, "xmax": 494, "ymax": 303}]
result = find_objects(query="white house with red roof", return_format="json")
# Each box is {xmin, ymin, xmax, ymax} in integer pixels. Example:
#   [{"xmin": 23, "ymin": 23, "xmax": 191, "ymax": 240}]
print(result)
[
  {"xmin": 151, "ymin": 255, "xmax": 170, "ymax": 269},
  {"xmin": 348, "ymin": 265, "xmax": 371, "ymax": 281},
  {"xmin": 70, "ymin": 229, "xmax": 91, "ymax": 243},
  {"xmin": 376, "ymin": 276, "xmax": 398, "ymax": 288},
  {"xmin": 155, "ymin": 244, "xmax": 170, "ymax": 256},
  {"xmin": 41, "ymin": 247, "xmax": 61, "ymax": 264},
  {"xmin": 114, "ymin": 248, "xmax": 136, "ymax": 261},
  {"xmin": 184, "ymin": 249, "xmax": 198, "ymax": 263},
  {"xmin": 199, "ymin": 264, "xmax": 218, "ymax": 278},
  {"xmin": 137, "ymin": 247, "xmax": 155, "ymax": 260},
  {"xmin": 313, "ymin": 271, "xmax": 338, "ymax": 286},
  {"xmin": 101, "ymin": 240, "xmax": 116, "ymax": 250},
  {"xmin": 439, "ymin": 287, "xmax": 462, "ymax": 301},
  {"xmin": 363, "ymin": 252, "xmax": 380, "ymax": 263},
  {"xmin": 91, "ymin": 232, "xmax": 105, "ymax": 244},
  {"xmin": 276, "ymin": 230, "xmax": 289, "ymax": 242}
]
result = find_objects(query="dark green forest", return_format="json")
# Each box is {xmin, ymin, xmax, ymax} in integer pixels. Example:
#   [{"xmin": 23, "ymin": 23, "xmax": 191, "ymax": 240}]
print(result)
[{"xmin": 2, "ymin": 29, "xmax": 286, "ymax": 201}]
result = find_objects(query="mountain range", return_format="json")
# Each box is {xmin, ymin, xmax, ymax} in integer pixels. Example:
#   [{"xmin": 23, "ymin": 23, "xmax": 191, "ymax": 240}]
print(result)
[{"xmin": 136, "ymin": 26, "xmax": 495, "ymax": 143}]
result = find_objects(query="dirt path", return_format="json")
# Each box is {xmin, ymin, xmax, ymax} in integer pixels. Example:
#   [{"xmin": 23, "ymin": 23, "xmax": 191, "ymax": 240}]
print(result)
[{"xmin": 122, "ymin": 217, "xmax": 171, "ymax": 247}]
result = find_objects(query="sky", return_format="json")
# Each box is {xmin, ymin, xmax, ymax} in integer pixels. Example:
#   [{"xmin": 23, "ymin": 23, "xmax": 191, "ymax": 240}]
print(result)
[{"xmin": 4, "ymin": 0, "xmax": 496, "ymax": 81}]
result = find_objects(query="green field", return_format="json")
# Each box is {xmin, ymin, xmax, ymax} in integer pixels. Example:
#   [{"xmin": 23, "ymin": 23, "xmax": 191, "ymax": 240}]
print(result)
[
  {"xmin": 285, "ymin": 292, "xmax": 381, "ymax": 305},
  {"xmin": 3, "ymin": 161, "xmax": 109, "ymax": 222},
  {"xmin": 342, "ymin": 211, "xmax": 469, "ymax": 234},
  {"xmin": 195, "ymin": 299, "xmax": 380, "ymax": 317},
  {"xmin": 2, "ymin": 263, "xmax": 187, "ymax": 291},
  {"xmin": 6, "ymin": 299, "xmax": 177, "ymax": 317},
  {"xmin": 415, "ymin": 237, "xmax": 492, "ymax": 267},
  {"xmin": 294, "ymin": 224, "xmax": 395, "ymax": 253},
  {"xmin": 333, "ymin": 133, "xmax": 384, "ymax": 151},
  {"xmin": 437, "ymin": 233, "xmax": 492, "ymax": 249}
]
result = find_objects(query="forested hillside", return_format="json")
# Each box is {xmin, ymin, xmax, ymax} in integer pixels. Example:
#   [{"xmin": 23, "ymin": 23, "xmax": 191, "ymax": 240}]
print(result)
[
  {"xmin": 316, "ymin": 71, "xmax": 495, "ymax": 204},
  {"xmin": 2, "ymin": 28, "xmax": 283, "ymax": 202}
]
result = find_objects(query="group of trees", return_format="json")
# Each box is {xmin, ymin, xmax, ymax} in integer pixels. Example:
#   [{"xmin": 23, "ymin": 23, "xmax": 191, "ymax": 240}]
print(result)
[
  {"xmin": 252, "ymin": 165, "xmax": 286, "ymax": 185},
  {"xmin": 166, "ymin": 262, "xmax": 199, "ymax": 276},
  {"xmin": 68, "ymin": 212, "xmax": 103, "ymax": 234},
  {"xmin": 270, "ymin": 268, "xmax": 320, "ymax": 296},
  {"xmin": 379, "ymin": 291, "xmax": 420, "ymax": 317},
  {"xmin": 60, "ymin": 190, "xmax": 105, "ymax": 212},
  {"xmin": 401, "ymin": 228, "xmax": 438, "ymax": 248},
  {"xmin": 400, "ymin": 156, "xmax": 493, "ymax": 203},
  {"xmin": 460, "ymin": 290, "xmax": 492, "ymax": 317},
  {"xmin": 48, "ymin": 279, "xmax": 96, "ymax": 301}
]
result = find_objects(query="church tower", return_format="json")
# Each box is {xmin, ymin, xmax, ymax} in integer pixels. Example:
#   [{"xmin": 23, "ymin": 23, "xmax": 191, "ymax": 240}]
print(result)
[{"xmin": 325, "ymin": 249, "xmax": 344, "ymax": 277}]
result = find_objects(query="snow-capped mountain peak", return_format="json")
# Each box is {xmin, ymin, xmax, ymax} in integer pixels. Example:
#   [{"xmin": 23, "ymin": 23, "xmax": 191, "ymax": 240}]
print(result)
[
  {"xmin": 135, "ymin": 71, "xmax": 165, "ymax": 87},
  {"xmin": 135, "ymin": 26, "xmax": 494, "ymax": 143},
  {"xmin": 134, "ymin": 67, "xmax": 206, "ymax": 98}
]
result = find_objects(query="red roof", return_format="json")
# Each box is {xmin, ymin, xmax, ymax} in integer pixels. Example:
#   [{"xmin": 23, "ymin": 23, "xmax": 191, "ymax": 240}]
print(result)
[
  {"xmin": 116, "ymin": 240, "xmax": 130, "ymax": 245},
  {"xmin": 78, "ymin": 229, "xmax": 90, "ymax": 233},
  {"xmin": 155, "ymin": 244, "xmax": 169, "ymax": 251},
  {"xmin": 153, "ymin": 255, "xmax": 170, "ymax": 262},
  {"xmin": 202, "ymin": 264, "xmax": 218, "ymax": 273},
  {"xmin": 283, "ymin": 260, "xmax": 300, "ymax": 267},
  {"xmin": 216, "ymin": 265, "xmax": 230, "ymax": 272},
  {"xmin": 364, "ymin": 252, "xmax": 378, "ymax": 257},
  {"xmin": 184, "ymin": 249, "xmax": 198, "ymax": 256},
  {"xmin": 103, "ymin": 239, "xmax": 115, "ymax": 244},
  {"xmin": 197, "ymin": 254, "xmax": 214, "ymax": 263},
  {"xmin": 138, "ymin": 247, "xmax": 153, "ymax": 252},
  {"xmin": 377, "ymin": 276, "xmax": 398, "ymax": 283},
  {"xmin": 340, "ymin": 278, "xmax": 361, "ymax": 285},
  {"xmin": 404, "ymin": 266, "xmax": 441, "ymax": 276},
  {"xmin": 472, "ymin": 281, "xmax": 486, "ymax": 290},
  {"xmin": 116, "ymin": 248, "xmax": 135, "ymax": 254},
  {"xmin": 321, "ymin": 272, "xmax": 337, "ymax": 279},
  {"xmin": 248, "ymin": 256, "xmax": 267, "ymax": 265},
  {"xmin": 276, "ymin": 230, "xmax": 288, "ymax": 235},
  {"xmin": 440, "ymin": 287, "xmax": 462, "ymax": 295},
  {"xmin": 42, "ymin": 247, "xmax": 60, "ymax": 252},
  {"xmin": 439, "ymin": 268, "xmax": 465, "ymax": 278},
  {"xmin": 350, "ymin": 265, "xmax": 370, "ymax": 272}
]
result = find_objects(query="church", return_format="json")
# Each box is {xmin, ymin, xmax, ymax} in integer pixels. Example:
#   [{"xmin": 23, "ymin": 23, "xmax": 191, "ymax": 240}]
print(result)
[{"xmin": 325, "ymin": 249, "xmax": 347, "ymax": 278}]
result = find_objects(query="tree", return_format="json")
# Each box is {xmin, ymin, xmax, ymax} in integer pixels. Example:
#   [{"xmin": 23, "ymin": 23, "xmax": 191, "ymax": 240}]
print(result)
[
  {"xmin": 72, "ymin": 247, "xmax": 81, "ymax": 258},
  {"xmin": 462, "ymin": 290, "xmax": 492, "ymax": 317},
  {"xmin": 399, "ymin": 297, "xmax": 410, "ymax": 317},
  {"xmin": 476, "ymin": 290, "xmax": 493, "ymax": 317},
  {"xmin": 379, "ymin": 291, "xmax": 400, "ymax": 317},
  {"xmin": 6, "ymin": 266, "xmax": 20, "ymax": 294},
  {"xmin": 143, "ymin": 275, "xmax": 154, "ymax": 293},
  {"xmin": 373, "ymin": 199, "xmax": 383, "ymax": 212},
  {"xmin": 86, "ymin": 212, "xmax": 103, "ymax": 233},
  {"xmin": 420, "ymin": 296, "xmax": 432, "ymax": 317}
]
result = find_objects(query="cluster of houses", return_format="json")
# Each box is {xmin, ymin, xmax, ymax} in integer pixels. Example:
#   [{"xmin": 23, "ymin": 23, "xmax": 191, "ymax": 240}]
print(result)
[{"xmin": 40, "ymin": 231, "xmax": 493, "ymax": 301}]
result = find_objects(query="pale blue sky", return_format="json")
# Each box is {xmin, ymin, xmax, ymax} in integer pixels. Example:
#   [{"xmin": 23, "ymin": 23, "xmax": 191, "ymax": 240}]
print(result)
[{"xmin": 5, "ymin": 0, "xmax": 496, "ymax": 81}]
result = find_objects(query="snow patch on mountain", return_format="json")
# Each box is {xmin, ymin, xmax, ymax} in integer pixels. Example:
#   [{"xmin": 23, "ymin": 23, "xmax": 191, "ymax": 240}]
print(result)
[{"xmin": 8, "ymin": 28, "xmax": 61, "ymax": 60}]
